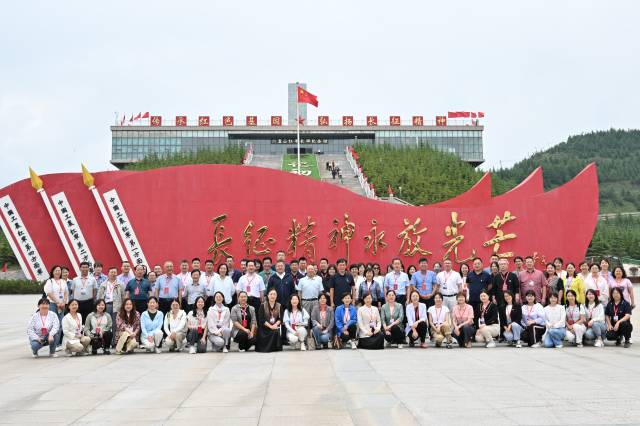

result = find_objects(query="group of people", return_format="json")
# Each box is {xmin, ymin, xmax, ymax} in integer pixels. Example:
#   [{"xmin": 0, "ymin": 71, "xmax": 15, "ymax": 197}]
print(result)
[{"xmin": 28, "ymin": 250, "xmax": 635, "ymax": 357}]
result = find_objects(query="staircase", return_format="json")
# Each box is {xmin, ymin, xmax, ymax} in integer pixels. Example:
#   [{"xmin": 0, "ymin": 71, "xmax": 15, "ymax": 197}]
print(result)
[
  {"xmin": 318, "ymin": 154, "xmax": 367, "ymax": 197},
  {"xmin": 249, "ymin": 154, "xmax": 283, "ymax": 170}
]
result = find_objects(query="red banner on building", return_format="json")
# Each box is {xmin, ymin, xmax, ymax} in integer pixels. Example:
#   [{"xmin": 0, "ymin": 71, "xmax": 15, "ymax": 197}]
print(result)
[
  {"xmin": 390, "ymin": 116, "xmax": 401, "ymax": 126},
  {"xmin": 223, "ymin": 116, "xmax": 234, "ymax": 126},
  {"xmin": 246, "ymin": 116, "xmax": 257, "ymax": 126},
  {"xmin": 436, "ymin": 116, "xmax": 447, "ymax": 126},
  {"xmin": 412, "ymin": 116, "xmax": 424, "ymax": 126},
  {"xmin": 198, "ymin": 116, "xmax": 210, "ymax": 126},
  {"xmin": 150, "ymin": 116, "xmax": 162, "ymax": 127},
  {"xmin": 318, "ymin": 116, "xmax": 329, "ymax": 126},
  {"xmin": 271, "ymin": 116, "xmax": 282, "ymax": 126},
  {"xmin": 366, "ymin": 116, "xmax": 378, "ymax": 126},
  {"xmin": 342, "ymin": 116, "xmax": 354, "ymax": 126},
  {"xmin": 175, "ymin": 116, "xmax": 187, "ymax": 127}
]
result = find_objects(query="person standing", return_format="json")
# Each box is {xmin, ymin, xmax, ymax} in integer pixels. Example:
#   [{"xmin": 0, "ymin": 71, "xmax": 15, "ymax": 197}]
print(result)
[
  {"xmin": 116, "ymin": 261, "xmax": 135, "ymax": 288},
  {"xmin": 609, "ymin": 266, "xmax": 635, "ymax": 308},
  {"xmin": 436, "ymin": 260, "xmax": 464, "ymax": 311},
  {"xmin": 226, "ymin": 255, "xmax": 243, "ymax": 284},
  {"xmin": 564, "ymin": 263, "xmax": 585, "ymax": 304},
  {"xmin": 267, "ymin": 260, "xmax": 296, "ymax": 308},
  {"xmin": 410, "ymin": 258, "xmax": 438, "ymax": 310},
  {"xmin": 237, "ymin": 260, "xmax": 265, "ymax": 313},
  {"xmin": 92, "ymin": 262, "xmax": 108, "ymax": 286},
  {"xmin": 199, "ymin": 260, "xmax": 219, "ymax": 308},
  {"xmin": 357, "ymin": 268, "xmax": 384, "ymax": 308},
  {"xmin": 97, "ymin": 267, "xmax": 124, "ymax": 346},
  {"xmin": 184, "ymin": 269, "xmax": 207, "ymax": 314},
  {"xmin": 210, "ymin": 264, "xmax": 235, "ymax": 309},
  {"xmin": 154, "ymin": 261, "xmax": 183, "ymax": 315},
  {"xmin": 27, "ymin": 298, "xmax": 60, "ymax": 357},
  {"xmin": 518, "ymin": 256, "xmax": 547, "ymax": 305},
  {"xmin": 259, "ymin": 256, "xmax": 275, "ymax": 283},
  {"xmin": 330, "ymin": 259, "xmax": 356, "ymax": 308},
  {"xmin": 71, "ymin": 262, "xmax": 98, "ymax": 321},
  {"xmin": 585, "ymin": 264, "xmax": 610, "ymax": 306},
  {"xmin": 384, "ymin": 258, "xmax": 410, "ymax": 307},
  {"xmin": 467, "ymin": 258, "xmax": 492, "ymax": 319},
  {"xmin": 43, "ymin": 265, "xmax": 67, "ymax": 349},
  {"xmin": 492, "ymin": 258, "xmax": 520, "ymax": 306},
  {"xmin": 126, "ymin": 264, "xmax": 153, "ymax": 314},
  {"xmin": 297, "ymin": 264, "xmax": 324, "ymax": 316}
]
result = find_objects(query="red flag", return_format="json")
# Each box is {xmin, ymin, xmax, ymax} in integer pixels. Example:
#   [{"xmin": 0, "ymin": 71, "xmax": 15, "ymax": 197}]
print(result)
[
  {"xmin": 459, "ymin": 111, "xmax": 470, "ymax": 118},
  {"xmin": 297, "ymin": 86, "xmax": 318, "ymax": 107},
  {"xmin": 447, "ymin": 112, "xmax": 459, "ymax": 118},
  {"xmin": 471, "ymin": 112, "xmax": 477, "ymax": 118},
  {"xmin": 134, "ymin": 112, "xmax": 142, "ymax": 120},
  {"xmin": 142, "ymin": 111, "xmax": 149, "ymax": 119},
  {"xmin": 1, "ymin": 263, "xmax": 6, "ymax": 273},
  {"xmin": 129, "ymin": 114, "xmax": 134, "ymax": 122},
  {"xmin": 478, "ymin": 112, "xmax": 485, "ymax": 118}
]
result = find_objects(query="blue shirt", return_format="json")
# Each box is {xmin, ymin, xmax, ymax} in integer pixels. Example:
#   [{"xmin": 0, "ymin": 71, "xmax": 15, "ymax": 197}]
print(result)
[
  {"xmin": 410, "ymin": 270, "xmax": 437, "ymax": 296},
  {"xmin": 93, "ymin": 273, "xmax": 108, "ymax": 286},
  {"xmin": 384, "ymin": 271, "xmax": 410, "ymax": 296},
  {"xmin": 467, "ymin": 270, "xmax": 492, "ymax": 303},
  {"xmin": 154, "ymin": 274, "xmax": 183, "ymax": 299}
]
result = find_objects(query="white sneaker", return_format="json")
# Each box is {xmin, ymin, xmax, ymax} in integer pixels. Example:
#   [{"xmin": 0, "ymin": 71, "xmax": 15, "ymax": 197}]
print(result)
[
  {"xmin": 577, "ymin": 342, "xmax": 583, "ymax": 348},
  {"xmin": 555, "ymin": 344, "xmax": 563, "ymax": 348},
  {"xmin": 397, "ymin": 344, "xmax": 403, "ymax": 349},
  {"xmin": 223, "ymin": 347, "xmax": 229, "ymax": 353},
  {"xmin": 55, "ymin": 346, "xmax": 63, "ymax": 352},
  {"xmin": 189, "ymin": 346, "xmax": 196, "ymax": 354},
  {"xmin": 49, "ymin": 353, "xmax": 58, "ymax": 358},
  {"xmin": 629, "ymin": 337, "xmax": 633, "ymax": 344},
  {"xmin": 239, "ymin": 349, "xmax": 246, "ymax": 353},
  {"xmin": 531, "ymin": 342, "xmax": 541, "ymax": 348},
  {"xmin": 155, "ymin": 347, "xmax": 162, "ymax": 354},
  {"xmin": 595, "ymin": 338, "xmax": 604, "ymax": 348},
  {"xmin": 350, "ymin": 341, "xmax": 357, "ymax": 350},
  {"xmin": 300, "ymin": 343, "xmax": 306, "ymax": 351},
  {"xmin": 515, "ymin": 340, "xmax": 522, "ymax": 348},
  {"xmin": 486, "ymin": 341, "xmax": 496, "ymax": 348},
  {"xmin": 32, "ymin": 352, "xmax": 38, "ymax": 358}
]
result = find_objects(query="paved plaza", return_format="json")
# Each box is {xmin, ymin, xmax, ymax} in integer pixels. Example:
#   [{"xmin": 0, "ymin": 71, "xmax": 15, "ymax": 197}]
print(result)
[{"xmin": 1, "ymin": 293, "xmax": 639, "ymax": 425}]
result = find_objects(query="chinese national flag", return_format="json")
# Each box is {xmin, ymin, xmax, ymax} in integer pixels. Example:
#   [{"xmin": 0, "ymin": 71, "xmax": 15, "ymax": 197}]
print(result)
[
  {"xmin": 471, "ymin": 112, "xmax": 477, "ymax": 118},
  {"xmin": 447, "ymin": 112, "xmax": 459, "ymax": 118},
  {"xmin": 478, "ymin": 112, "xmax": 485, "ymax": 118},
  {"xmin": 134, "ymin": 112, "xmax": 142, "ymax": 120},
  {"xmin": 459, "ymin": 111, "xmax": 471, "ymax": 118},
  {"xmin": 142, "ymin": 111, "xmax": 149, "ymax": 119},
  {"xmin": 1, "ymin": 263, "xmax": 6, "ymax": 273},
  {"xmin": 297, "ymin": 86, "xmax": 318, "ymax": 107}
]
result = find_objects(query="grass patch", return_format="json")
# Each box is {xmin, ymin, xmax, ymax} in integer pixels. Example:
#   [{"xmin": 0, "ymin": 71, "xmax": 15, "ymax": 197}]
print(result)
[
  {"xmin": 282, "ymin": 154, "xmax": 320, "ymax": 179},
  {"xmin": 0, "ymin": 280, "xmax": 43, "ymax": 294}
]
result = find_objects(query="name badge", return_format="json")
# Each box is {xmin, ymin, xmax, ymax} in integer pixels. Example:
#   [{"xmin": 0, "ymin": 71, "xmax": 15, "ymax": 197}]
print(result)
[
  {"xmin": 134, "ymin": 287, "xmax": 140, "ymax": 295},
  {"xmin": 41, "ymin": 327, "xmax": 48, "ymax": 336},
  {"xmin": 246, "ymin": 285, "xmax": 251, "ymax": 293},
  {"xmin": 393, "ymin": 284, "xmax": 398, "ymax": 290},
  {"xmin": 197, "ymin": 326, "xmax": 203, "ymax": 334},
  {"xmin": 479, "ymin": 317, "xmax": 485, "ymax": 326},
  {"xmin": 421, "ymin": 283, "xmax": 427, "ymax": 291},
  {"xmin": 269, "ymin": 316, "xmax": 275, "ymax": 324},
  {"xmin": 163, "ymin": 287, "xmax": 169, "ymax": 295},
  {"xmin": 442, "ymin": 284, "xmax": 448, "ymax": 290},
  {"xmin": 96, "ymin": 327, "xmax": 102, "ymax": 334},
  {"xmin": 80, "ymin": 289, "xmax": 87, "ymax": 295},
  {"xmin": 613, "ymin": 315, "xmax": 619, "ymax": 321},
  {"xmin": 528, "ymin": 281, "xmax": 534, "ymax": 286}
]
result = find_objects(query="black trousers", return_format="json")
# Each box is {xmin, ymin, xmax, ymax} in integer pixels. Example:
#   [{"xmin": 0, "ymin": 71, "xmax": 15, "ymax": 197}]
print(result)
[
  {"xmin": 77, "ymin": 299, "xmax": 94, "ymax": 322},
  {"xmin": 340, "ymin": 323, "xmax": 358, "ymax": 342},
  {"xmin": 133, "ymin": 299, "xmax": 148, "ymax": 315},
  {"xmin": 90, "ymin": 331, "xmax": 113, "ymax": 352},
  {"xmin": 248, "ymin": 296, "xmax": 261, "ymax": 314},
  {"xmin": 234, "ymin": 329, "xmax": 256, "ymax": 351},
  {"xmin": 158, "ymin": 298, "xmax": 173, "ymax": 315},
  {"xmin": 384, "ymin": 324, "xmax": 406, "ymax": 344},
  {"xmin": 522, "ymin": 324, "xmax": 545, "ymax": 346},
  {"xmin": 358, "ymin": 331, "xmax": 385, "ymax": 350},
  {"xmin": 606, "ymin": 321, "xmax": 633, "ymax": 342},
  {"xmin": 407, "ymin": 321, "xmax": 428, "ymax": 344},
  {"xmin": 453, "ymin": 324, "xmax": 475, "ymax": 346}
]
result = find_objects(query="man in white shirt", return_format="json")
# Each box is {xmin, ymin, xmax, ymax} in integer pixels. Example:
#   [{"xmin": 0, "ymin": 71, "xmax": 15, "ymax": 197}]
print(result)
[
  {"xmin": 177, "ymin": 259, "xmax": 191, "ymax": 309},
  {"xmin": 72, "ymin": 261, "xmax": 98, "ymax": 320},
  {"xmin": 237, "ymin": 260, "xmax": 265, "ymax": 313},
  {"xmin": 297, "ymin": 265, "xmax": 323, "ymax": 315},
  {"xmin": 199, "ymin": 260, "xmax": 219, "ymax": 294},
  {"xmin": 436, "ymin": 259, "xmax": 464, "ymax": 311},
  {"xmin": 384, "ymin": 258, "xmax": 410, "ymax": 306}
]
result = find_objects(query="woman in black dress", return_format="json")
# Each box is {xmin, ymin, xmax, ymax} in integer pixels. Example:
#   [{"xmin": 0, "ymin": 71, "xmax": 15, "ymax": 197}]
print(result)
[{"xmin": 256, "ymin": 288, "xmax": 283, "ymax": 352}]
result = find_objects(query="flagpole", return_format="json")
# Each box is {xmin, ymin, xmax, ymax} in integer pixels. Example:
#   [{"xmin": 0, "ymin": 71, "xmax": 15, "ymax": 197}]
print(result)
[{"xmin": 296, "ymin": 86, "xmax": 301, "ymax": 175}]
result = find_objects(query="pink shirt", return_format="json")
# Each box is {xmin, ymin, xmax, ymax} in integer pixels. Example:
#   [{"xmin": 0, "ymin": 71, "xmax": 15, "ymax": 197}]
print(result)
[
  {"xmin": 518, "ymin": 269, "xmax": 546, "ymax": 303},
  {"xmin": 609, "ymin": 278, "xmax": 634, "ymax": 304},
  {"xmin": 452, "ymin": 304, "xmax": 474, "ymax": 326}
]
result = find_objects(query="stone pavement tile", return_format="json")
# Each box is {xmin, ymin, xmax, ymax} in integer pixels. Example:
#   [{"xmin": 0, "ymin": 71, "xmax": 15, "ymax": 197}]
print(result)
[
  {"xmin": 341, "ymin": 382, "xmax": 392, "ymax": 394},
  {"xmin": 413, "ymin": 409, "xmax": 513, "ymax": 426},
  {"xmin": 180, "ymin": 384, "xmax": 265, "ymax": 408},
  {"xmin": 166, "ymin": 419, "xmax": 258, "ymax": 426},
  {"xmin": 74, "ymin": 407, "xmax": 175, "ymax": 423},
  {"xmin": 96, "ymin": 384, "xmax": 195, "ymax": 409},
  {"xmin": 258, "ymin": 415, "xmax": 353, "ymax": 426},
  {"xmin": 348, "ymin": 405, "xmax": 418, "ymax": 426},
  {"xmin": 8, "ymin": 398, "xmax": 102, "ymax": 412},
  {"xmin": 336, "ymin": 371, "xmax": 382, "ymax": 382},
  {"xmin": 169, "ymin": 406, "xmax": 261, "ymax": 420},
  {"xmin": 260, "ymin": 403, "xmax": 348, "ymax": 417},
  {"xmin": 263, "ymin": 388, "xmax": 345, "ymax": 406},
  {"xmin": 0, "ymin": 409, "xmax": 90, "ymax": 424},
  {"xmin": 346, "ymin": 393, "xmax": 400, "ymax": 409}
]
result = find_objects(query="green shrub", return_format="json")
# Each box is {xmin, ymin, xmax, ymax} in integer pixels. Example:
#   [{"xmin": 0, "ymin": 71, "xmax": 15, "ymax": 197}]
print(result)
[
  {"xmin": 124, "ymin": 146, "xmax": 246, "ymax": 170},
  {"xmin": 0, "ymin": 280, "xmax": 42, "ymax": 295}
]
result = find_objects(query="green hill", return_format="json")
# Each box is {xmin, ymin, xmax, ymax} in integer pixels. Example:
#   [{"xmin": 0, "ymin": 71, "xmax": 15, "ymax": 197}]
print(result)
[
  {"xmin": 353, "ymin": 143, "xmax": 512, "ymax": 205},
  {"xmin": 124, "ymin": 146, "xmax": 245, "ymax": 170},
  {"xmin": 494, "ymin": 129, "xmax": 640, "ymax": 214}
]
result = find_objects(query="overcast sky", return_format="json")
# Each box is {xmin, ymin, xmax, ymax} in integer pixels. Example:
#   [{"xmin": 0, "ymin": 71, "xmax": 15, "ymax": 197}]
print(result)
[{"xmin": 1, "ymin": 0, "xmax": 638, "ymax": 187}]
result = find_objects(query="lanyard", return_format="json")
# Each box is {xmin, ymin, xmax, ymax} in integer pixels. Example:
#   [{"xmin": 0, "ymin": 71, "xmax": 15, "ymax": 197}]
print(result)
[
  {"xmin": 40, "ymin": 314, "xmax": 48, "ymax": 329},
  {"xmin": 54, "ymin": 279, "xmax": 64, "ymax": 295},
  {"xmin": 455, "ymin": 306, "xmax": 466, "ymax": 323},
  {"xmin": 527, "ymin": 305, "xmax": 535, "ymax": 318},
  {"xmin": 506, "ymin": 305, "xmax": 512, "ymax": 318},
  {"xmin": 614, "ymin": 304, "xmax": 619, "ymax": 318},
  {"xmin": 73, "ymin": 314, "xmax": 81, "ymax": 332},
  {"xmin": 434, "ymin": 307, "xmax": 442, "ymax": 324}
]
